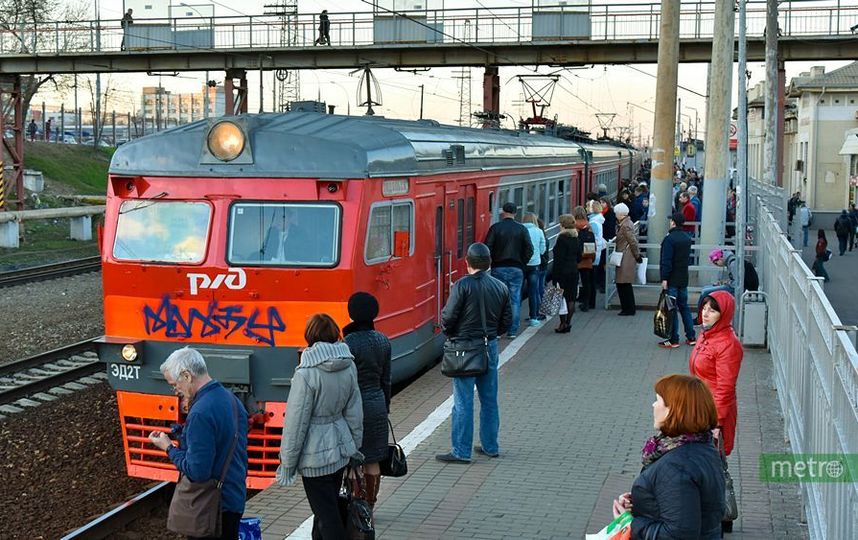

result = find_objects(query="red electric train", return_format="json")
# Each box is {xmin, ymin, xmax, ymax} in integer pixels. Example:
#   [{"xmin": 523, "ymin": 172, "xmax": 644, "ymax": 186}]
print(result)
[{"xmin": 96, "ymin": 111, "xmax": 641, "ymax": 488}]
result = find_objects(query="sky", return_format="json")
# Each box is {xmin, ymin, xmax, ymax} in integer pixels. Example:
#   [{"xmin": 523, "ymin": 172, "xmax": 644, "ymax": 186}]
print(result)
[{"xmin": 39, "ymin": 0, "xmax": 852, "ymax": 144}]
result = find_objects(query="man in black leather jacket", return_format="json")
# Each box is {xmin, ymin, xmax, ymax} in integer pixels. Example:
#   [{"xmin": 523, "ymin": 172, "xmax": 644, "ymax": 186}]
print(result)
[
  {"xmin": 484, "ymin": 202, "xmax": 533, "ymax": 338},
  {"xmin": 437, "ymin": 243, "xmax": 512, "ymax": 464}
]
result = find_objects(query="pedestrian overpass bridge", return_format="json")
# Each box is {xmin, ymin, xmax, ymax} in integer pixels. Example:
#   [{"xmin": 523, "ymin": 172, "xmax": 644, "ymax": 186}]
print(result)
[{"xmin": 1, "ymin": 0, "xmax": 856, "ymax": 74}]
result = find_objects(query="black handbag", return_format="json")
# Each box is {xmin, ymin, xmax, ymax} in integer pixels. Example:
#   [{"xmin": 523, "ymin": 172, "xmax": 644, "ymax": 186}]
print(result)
[
  {"xmin": 167, "ymin": 397, "xmax": 239, "ymax": 538},
  {"xmin": 653, "ymin": 290, "xmax": 677, "ymax": 340},
  {"xmin": 719, "ymin": 434, "xmax": 739, "ymax": 522},
  {"xmin": 441, "ymin": 282, "xmax": 490, "ymax": 378},
  {"xmin": 379, "ymin": 419, "xmax": 407, "ymax": 477},
  {"xmin": 337, "ymin": 465, "xmax": 375, "ymax": 540}
]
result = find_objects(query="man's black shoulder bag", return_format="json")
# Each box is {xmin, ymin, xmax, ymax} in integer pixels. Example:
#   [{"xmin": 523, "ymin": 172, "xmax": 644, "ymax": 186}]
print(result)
[{"xmin": 441, "ymin": 279, "xmax": 490, "ymax": 377}]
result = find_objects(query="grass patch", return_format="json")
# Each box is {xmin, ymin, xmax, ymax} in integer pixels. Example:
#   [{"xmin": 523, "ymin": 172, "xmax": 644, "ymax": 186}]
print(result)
[{"xmin": 22, "ymin": 141, "xmax": 112, "ymax": 194}]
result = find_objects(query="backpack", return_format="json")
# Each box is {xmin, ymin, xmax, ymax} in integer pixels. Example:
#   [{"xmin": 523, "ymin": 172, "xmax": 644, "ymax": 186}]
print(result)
[
  {"xmin": 743, "ymin": 260, "xmax": 759, "ymax": 292},
  {"xmin": 577, "ymin": 227, "xmax": 596, "ymax": 269}
]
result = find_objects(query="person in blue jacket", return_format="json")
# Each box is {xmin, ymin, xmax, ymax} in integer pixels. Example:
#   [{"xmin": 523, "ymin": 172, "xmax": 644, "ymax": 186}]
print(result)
[{"xmin": 149, "ymin": 347, "xmax": 249, "ymax": 540}]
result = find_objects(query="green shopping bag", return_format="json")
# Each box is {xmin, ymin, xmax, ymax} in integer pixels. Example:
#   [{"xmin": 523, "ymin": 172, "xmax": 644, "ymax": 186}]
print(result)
[{"xmin": 585, "ymin": 511, "xmax": 632, "ymax": 540}]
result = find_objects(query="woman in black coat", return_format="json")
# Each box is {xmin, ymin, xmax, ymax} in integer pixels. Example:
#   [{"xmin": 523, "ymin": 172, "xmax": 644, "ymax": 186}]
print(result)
[
  {"xmin": 552, "ymin": 214, "xmax": 582, "ymax": 333},
  {"xmin": 343, "ymin": 292, "xmax": 392, "ymax": 508},
  {"xmin": 613, "ymin": 374, "xmax": 725, "ymax": 539}
]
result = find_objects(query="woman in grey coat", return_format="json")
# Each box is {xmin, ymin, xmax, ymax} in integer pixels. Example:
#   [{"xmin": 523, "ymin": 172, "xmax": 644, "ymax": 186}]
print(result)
[
  {"xmin": 277, "ymin": 314, "xmax": 364, "ymax": 540},
  {"xmin": 344, "ymin": 292, "xmax": 391, "ymax": 509}
]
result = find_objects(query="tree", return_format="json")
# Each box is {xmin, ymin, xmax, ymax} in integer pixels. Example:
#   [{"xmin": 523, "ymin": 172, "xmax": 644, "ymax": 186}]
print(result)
[{"xmin": 0, "ymin": 0, "xmax": 89, "ymax": 123}]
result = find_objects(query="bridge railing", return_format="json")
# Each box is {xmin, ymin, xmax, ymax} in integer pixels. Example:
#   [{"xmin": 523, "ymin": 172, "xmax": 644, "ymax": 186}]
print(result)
[
  {"xmin": 754, "ymin": 186, "xmax": 858, "ymax": 540},
  {"xmin": 1, "ymin": 1, "xmax": 856, "ymax": 55}
]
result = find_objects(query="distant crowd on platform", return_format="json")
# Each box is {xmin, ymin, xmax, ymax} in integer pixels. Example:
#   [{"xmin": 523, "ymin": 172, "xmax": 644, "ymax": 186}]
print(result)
[
  {"xmin": 788, "ymin": 190, "xmax": 858, "ymax": 283},
  {"xmin": 145, "ymin": 160, "xmax": 757, "ymax": 539}
]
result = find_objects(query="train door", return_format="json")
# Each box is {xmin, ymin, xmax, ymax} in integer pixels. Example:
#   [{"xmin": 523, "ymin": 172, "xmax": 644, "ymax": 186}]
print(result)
[{"xmin": 438, "ymin": 183, "xmax": 476, "ymax": 321}]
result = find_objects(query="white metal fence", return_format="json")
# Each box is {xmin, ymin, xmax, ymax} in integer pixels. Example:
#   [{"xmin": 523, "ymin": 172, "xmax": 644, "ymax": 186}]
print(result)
[{"xmin": 755, "ymin": 189, "xmax": 858, "ymax": 540}]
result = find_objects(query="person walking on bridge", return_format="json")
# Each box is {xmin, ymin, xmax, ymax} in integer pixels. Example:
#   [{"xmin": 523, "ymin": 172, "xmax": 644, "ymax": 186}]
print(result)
[
  {"xmin": 315, "ymin": 10, "xmax": 331, "ymax": 45},
  {"xmin": 120, "ymin": 8, "xmax": 133, "ymax": 51}
]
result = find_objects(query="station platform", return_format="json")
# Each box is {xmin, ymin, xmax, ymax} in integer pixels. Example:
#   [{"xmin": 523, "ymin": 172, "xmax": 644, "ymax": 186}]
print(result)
[{"xmin": 245, "ymin": 308, "xmax": 808, "ymax": 539}]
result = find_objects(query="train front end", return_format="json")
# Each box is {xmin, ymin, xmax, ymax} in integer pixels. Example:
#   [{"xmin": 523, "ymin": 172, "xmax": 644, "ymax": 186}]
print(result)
[{"xmin": 98, "ymin": 116, "xmax": 357, "ymax": 489}]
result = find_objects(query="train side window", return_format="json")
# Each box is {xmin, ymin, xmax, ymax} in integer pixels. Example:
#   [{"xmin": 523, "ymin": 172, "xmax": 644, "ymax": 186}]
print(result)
[
  {"xmin": 513, "ymin": 187, "xmax": 524, "ymax": 221},
  {"xmin": 548, "ymin": 182, "xmax": 557, "ymax": 223},
  {"xmin": 537, "ymin": 183, "xmax": 546, "ymax": 221},
  {"xmin": 526, "ymin": 185, "xmax": 536, "ymax": 215},
  {"xmin": 466, "ymin": 197, "xmax": 475, "ymax": 246},
  {"xmin": 456, "ymin": 198, "xmax": 465, "ymax": 258},
  {"xmin": 365, "ymin": 200, "xmax": 414, "ymax": 264},
  {"xmin": 558, "ymin": 180, "xmax": 567, "ymax": 214},
  {"xmin": 488, "ymin": 191, "xmax": 494, "ymax": 214}
]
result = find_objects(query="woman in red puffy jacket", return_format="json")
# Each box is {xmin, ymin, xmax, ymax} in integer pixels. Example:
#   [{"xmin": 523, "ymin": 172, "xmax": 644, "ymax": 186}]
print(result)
[{"xmin": 689, "ymin": 290, "xmax": 743, "ymax": 456}]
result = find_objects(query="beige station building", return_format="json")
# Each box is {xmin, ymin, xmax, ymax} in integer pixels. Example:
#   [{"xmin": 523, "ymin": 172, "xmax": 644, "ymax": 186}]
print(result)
[{"xmin": 747, "ymin": 62, "xmax": 858, "ymax": 215}]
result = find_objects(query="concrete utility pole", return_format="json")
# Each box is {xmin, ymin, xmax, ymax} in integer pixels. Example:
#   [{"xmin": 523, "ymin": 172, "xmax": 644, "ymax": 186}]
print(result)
[
  {"xmin": 763, "ymin": 0, "xmax": 778, "ymax": 187},
  {"xmin": 700, "ymin": 0, "xmax": 735, "ymax": 254},
  {"xmin": 736, "ymin": 0, "xmax": 748, "ymax": 329},
  {"xmin": 647, "ymin": 0, "xmax": 681, "ymax": 252}
]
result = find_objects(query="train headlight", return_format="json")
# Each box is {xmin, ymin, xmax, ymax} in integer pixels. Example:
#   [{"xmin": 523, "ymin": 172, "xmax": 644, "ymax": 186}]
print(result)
[
  {"xmin": 207, "ymin": 121, "xmax": 245, "ymax": 162},
  {"xmin": 121, "ymin": 344, "xmax": 138, "ymax": 362}
]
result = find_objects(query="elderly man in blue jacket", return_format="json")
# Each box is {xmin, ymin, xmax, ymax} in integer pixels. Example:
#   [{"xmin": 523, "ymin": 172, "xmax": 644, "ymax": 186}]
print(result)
[{"xmin": 149, "ymin": 347, "xmax": 249, "ymax": 540}]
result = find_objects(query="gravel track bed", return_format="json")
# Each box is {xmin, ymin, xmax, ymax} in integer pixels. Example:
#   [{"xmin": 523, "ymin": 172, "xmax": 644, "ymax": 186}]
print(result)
[
  {"xmin": 0, "ymin": 272, "xmax": 103, "ymax": 366},
  {"xmin": 0, "ymin": 383, "xmax": 152, "ymax": 539}
]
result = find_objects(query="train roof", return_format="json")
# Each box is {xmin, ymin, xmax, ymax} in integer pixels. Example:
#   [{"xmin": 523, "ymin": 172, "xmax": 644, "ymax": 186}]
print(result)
[{"xmin": 109, "ymin": 112, "xmax": 636, "ymax": 179}]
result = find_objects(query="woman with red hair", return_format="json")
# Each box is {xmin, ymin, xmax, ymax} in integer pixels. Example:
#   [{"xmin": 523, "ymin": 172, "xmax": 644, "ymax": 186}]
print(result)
[{"xmin": 612, "ymin": 374, "xmax": 725, "ymax": 538}]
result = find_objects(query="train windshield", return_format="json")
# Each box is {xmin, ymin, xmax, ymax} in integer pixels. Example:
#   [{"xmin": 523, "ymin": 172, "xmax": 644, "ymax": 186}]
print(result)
[
  {"xmin": 227, "ymin": 202, "xmax": 340, "ymax": 267},
  {"xmin": 113, "ymin": 201, "xmax": 211, "ymax": 263}
]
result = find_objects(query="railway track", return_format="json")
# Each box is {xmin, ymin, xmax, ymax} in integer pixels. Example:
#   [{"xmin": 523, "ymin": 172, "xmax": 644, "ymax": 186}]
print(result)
[
  {"xmin": 60, "ymin": 482, "xmax": 174, "ymax": 540},
  {"xmin": 0, "ymin": 256, "xmax": 101, "ymax": 288},
  {"xmin": 0, "ymin": 338, "xmax": 102, "ymax": 407}
]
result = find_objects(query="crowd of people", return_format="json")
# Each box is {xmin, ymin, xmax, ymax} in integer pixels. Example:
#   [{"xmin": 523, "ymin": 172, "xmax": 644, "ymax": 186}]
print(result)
[
  {"xmin": 788, "ymin": 190, "xmax": 858, "ymax": 283},
  {"xmin": 145, "ymin": 161, "xmax": 753, "ymax": 538}
]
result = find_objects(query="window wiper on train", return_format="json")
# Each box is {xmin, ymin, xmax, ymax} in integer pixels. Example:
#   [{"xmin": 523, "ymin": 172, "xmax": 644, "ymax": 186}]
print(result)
[{"xmin": 118, "ymin": 192, "xmax": 169, "ymax": 214}]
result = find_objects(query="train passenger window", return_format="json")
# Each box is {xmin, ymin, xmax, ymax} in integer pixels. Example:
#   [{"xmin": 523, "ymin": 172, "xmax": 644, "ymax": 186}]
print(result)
[
  {"xmin": 513, "ymin": 188, "xmax": 523, "ymax": 221},
  {"xmin": 466, "ymin": 197, "xmax": 475, "ymax": 246},
  {"xmin": 537, "ymin": 184, "xmax": 546, "ymax": 220},
  {"xmin": 548, "ymin": 182, "xmax": 557, "ymax": 223},
  {"xmin": 456, "ymin": 198, "xmax": 464, "ymax": 258},
  {"xmin": 365, "ymin": 201, "xmax": 414, "ymax": 264},
  {"xmin": 488, "ymin": 192, "xmax": 494, "ymax": 214},
  {"xmin": 227, "ymin": 202, "xmax": 341, "ymax": 267},
  {"xmin": 526, "ymin": 185, "xmax": 536, "ymax": 214},
  {"xmin": 113, "ymin": 201, "xmax": 211, "ymax": 263}
]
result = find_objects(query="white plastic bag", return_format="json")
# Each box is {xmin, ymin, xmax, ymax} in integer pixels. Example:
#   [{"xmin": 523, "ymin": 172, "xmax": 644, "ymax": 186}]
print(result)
[
  {"xmin": 636, "ymin": 257, "xmax": 648, "ymax": 285},
  {"xmin": 558, "ymin": 298, "xmax": 568, "ymax": 315}
]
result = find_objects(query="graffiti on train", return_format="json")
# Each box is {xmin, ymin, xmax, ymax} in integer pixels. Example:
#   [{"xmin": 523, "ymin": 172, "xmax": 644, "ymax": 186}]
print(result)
[{"xmin": 143, "ymin": 295, "xmax": 286, "ymax": 346}]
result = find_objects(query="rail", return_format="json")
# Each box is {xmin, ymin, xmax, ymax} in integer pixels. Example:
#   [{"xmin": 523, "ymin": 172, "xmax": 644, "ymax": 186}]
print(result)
[
  {"xmin": 0, "ymin": 256, "xmax": 102, "ymax": 288},
  {"xmin": 60, "ymin": 482, "xmax": 173, "ymax": 540},
  {"xmin": 1, "ymin": 0, "xmax": 856, "ymax": 55},
  {"xmin": 754, "ymin": 184, "xmax": 858, "ymax": 540},
  {"xmin": 0, "ymin": 338, "xmax": 100, "ymax": 406}
]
